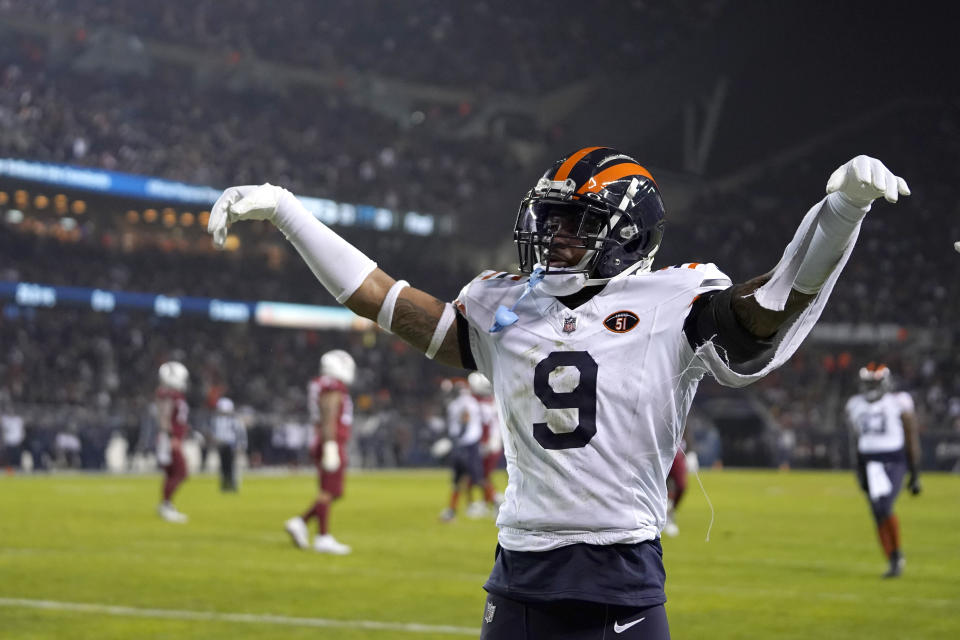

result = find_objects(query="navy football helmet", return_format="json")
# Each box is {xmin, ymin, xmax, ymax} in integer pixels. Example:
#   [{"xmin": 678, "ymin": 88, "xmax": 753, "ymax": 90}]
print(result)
[{"xmin": 514, "ymin": 147, "xmax": 666, "ymax": 281}]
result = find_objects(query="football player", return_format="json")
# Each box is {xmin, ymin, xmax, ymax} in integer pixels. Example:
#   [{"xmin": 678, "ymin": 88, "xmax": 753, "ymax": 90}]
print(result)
[
  {"xmin": 285, "ymin": 350, "xmax": 355, "ymax": 555},
  {"xmin": 663, "ymin": 438, "xmax": 689, "ymax": 538},
  {"xmin": 438, "ymin": 379, "xmax": 484, "ymax": 522},
  {"xmin": 844, "ymin": 363, "xmax": 921, "ymax": 578},
  {"xmin": 469, "ymin": 372, "xmax": 504, "ymax": 516},
  {"xmin": 156, "ymin": 361, "xmax": 190, "ymax": 523},
  {"xmin": 210, "ymin": 151, "xmax": 909, "ymax": 638}
]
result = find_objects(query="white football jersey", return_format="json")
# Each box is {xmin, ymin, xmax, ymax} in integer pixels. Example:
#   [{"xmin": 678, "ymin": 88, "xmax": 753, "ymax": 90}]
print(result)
[
  {"xmin": 845, "ymin": 391, "xmax": 914, "ymax": 455},
  {"xmin": 477, "ymin": 396, "xmax": 503, "ymax": 453},
  {"xmin": 456, "ymin": 264, "xmax": 732, "ymax": 551},
  {"xmin": 447, "ymin": 390, "xmax": 483, "ymax": 446}
]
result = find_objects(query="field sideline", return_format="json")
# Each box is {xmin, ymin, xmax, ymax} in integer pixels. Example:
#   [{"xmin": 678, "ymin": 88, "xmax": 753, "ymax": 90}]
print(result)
[{"xmin": 1, "ymin": 469, "xmax": 958, "ymax": 639}]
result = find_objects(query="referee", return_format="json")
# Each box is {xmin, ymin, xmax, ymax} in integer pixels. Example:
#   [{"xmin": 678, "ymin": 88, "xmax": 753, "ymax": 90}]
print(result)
[{"xmin": 211, "ymin": 397, "xmax": 247, "ymax": 492}]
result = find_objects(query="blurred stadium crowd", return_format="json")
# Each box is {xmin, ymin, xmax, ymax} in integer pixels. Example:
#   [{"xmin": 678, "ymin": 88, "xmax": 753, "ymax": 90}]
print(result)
[
  {"xmin": 1, "ymin": 0, "xmax": 721, "ymax": 93},
  {"xmin": 1, "ymin": 0, "xmax": 958, "ymax": 473}
]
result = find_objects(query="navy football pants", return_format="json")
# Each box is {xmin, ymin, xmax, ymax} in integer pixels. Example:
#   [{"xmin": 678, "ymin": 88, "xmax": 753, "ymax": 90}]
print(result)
[{"xmin": 479, "ymin": 592, "xmax": 670, "ymax": 639}]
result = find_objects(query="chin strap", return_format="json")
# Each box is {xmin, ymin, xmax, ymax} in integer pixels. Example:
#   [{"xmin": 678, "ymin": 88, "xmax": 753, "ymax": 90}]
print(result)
[{"xmin": 489, "ymin": 268, "xmax": 545, "ymax": 333}]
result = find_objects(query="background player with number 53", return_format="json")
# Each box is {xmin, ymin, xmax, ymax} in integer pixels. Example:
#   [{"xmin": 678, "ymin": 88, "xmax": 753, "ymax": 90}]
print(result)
[{"xmin": 845, "ymin": 363, "xmax": 921, "ymax": 578}]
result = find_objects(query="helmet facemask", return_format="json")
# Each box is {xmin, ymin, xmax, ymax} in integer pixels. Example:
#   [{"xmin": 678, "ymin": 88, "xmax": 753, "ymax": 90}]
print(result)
[{"xmin": 514, "ymin": 172, "xmax": 665, "ymax": 287}]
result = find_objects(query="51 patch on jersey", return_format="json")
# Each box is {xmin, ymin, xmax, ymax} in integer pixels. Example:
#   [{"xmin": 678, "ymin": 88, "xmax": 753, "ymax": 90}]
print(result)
[{"xmin": 603, "ymin": 311, "xmax": 640, "ymax": 333}]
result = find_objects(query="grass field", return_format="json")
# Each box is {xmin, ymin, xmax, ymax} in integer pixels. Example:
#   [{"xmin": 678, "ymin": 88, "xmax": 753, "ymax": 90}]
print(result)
[{"xmin": 1, "ymin": 468, "xmax": 958, "ymax": 639}]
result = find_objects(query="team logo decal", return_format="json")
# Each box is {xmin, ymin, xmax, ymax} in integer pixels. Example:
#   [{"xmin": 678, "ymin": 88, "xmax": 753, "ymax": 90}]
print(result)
[
  {"xmin": 562, "ymin": 316, "xmax": 578, "ymax": 333},
  {"xmin": 484, "ymin": 601, "xmax": 497, "ymax": 623},
  {"xmin": 603, "ymin": 310, "xmax": 639, "ymax": 333}
]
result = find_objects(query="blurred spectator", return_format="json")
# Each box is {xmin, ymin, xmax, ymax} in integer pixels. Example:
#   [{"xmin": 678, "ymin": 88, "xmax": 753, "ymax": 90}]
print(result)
[{"xmin": 1, "ymin": 393, "xmax": 25, "ymax": 469}]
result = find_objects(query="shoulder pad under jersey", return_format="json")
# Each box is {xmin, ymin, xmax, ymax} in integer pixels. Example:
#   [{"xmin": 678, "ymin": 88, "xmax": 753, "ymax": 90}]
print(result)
[{"xmin": 455, "ymin": 270, "xmax": 529, "ymax": 323}]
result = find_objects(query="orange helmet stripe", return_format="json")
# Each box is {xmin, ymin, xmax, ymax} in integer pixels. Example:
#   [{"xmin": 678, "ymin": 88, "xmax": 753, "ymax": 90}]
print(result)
[
  {"xmin": 553, "ymin": 146, "xmax": 603, "ymax": 182},
  {"xmin": 577, "ymin": 163, "xmax": 656, "ymax": 194}
]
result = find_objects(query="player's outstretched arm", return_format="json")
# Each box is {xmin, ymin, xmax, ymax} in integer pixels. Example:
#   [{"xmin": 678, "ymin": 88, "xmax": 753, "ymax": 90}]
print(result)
[
  {"xmin": 207, "ymin": 184, "xmax": 465, "ymax": 369},
  {"xmin": 902, "ymin": 409, "xmax": 922, "ymax": 495},
  {"xmin": 731, "ymin": 155, "xmax": 910, "ymax": 338}
]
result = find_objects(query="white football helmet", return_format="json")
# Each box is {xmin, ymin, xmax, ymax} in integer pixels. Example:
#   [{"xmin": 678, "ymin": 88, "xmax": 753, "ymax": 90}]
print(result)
[
  {"xmin": 321, "ymin": 350, "xmax": 356, "ymax": 386},
  {"xmin": 216, "ymin": 397, "xmax": 235, "ymax": 413},
  {"xmin": 859, "ymin": 363, "xmax": 892, "ymax": 401},
  {"xmin": 468, "ymin": 372, "xmax": 492, "ymax": 396},
  {"xmin": 158, "ymin": 361, "xmax": 189, "ymax": 391}
]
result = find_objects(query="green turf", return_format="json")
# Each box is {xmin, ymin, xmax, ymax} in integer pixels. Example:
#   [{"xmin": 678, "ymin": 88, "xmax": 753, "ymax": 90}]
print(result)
[{"xmin": 1, "ymin": 469, "xmax": 958, "ymax": 639}]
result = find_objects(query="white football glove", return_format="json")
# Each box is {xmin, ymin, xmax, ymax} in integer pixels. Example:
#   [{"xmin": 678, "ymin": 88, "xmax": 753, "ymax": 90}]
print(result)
[
  {"xmin": 825, "ymin": 155, "xmax": 910, "ymax": 208},
  {"xmin": 207, "ymin": 183, "xmax": 283, "ymax": 248},
  {"xmin": 321, "ymin": 440, "xmax": 341, "ymax": 472},
  {"xmin": 955, "ymin": 241, "xmax": 960, "ymax": 254},
  {"xmin": 430, "ymin": 438, "xmax": 453, "ymax": 459}
]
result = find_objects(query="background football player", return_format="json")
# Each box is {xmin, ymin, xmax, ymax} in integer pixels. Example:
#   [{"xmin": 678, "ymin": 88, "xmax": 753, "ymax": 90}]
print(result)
[
  {"xmin": 1, "ymin": 391, "xmax": 25, "ymax": 472},
  {"xmin": 285, "ymin": 350, "xmax": 355, "ymax": 555},
  {"xmin": 844, "ymin": 363, "xmax": 921, "ymax": 578},
  {"xmin": 470, "ymin": 372, "xmax": 504, "ymax": 516},
  {"xmin": 663, "ymin": 431, "xmax": 692, "ymax": 538},
  {"xmin": 438, "ymin": 379, "xmax": 484, "ymax": 522},
  {"xmin": 155, "ymin": 361, "xmax": 190, "ymax": 523},
  {"xmin": 209, "ymin": 151, "xmax": 909, "ymax": 639}
]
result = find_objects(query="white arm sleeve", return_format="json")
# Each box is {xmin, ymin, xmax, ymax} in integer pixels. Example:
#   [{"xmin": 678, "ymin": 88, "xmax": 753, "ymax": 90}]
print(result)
[
  {"xmin": 697, "ymin": 193, "xmax": 866, "ymax": 388},
  {"xmin": 754, "ymin": 193, "xmax": 867, "ymax": 310},
  {"xmin": 273, "ymin": 190, "xmax": 377, "ymax": 303}
]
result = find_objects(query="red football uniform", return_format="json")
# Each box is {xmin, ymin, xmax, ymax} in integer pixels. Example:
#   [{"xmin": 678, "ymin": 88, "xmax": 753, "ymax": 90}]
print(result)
[
  {"xmin": 156, "ymin": 388, "xmax": 189, "ymax": 440},
  {"xmin": 308, "ymin": 375, "xmax": 353, "ymax": 498},
  {"xmin": 667, "ymin": 446, "xmax": 687, "ymax": 498},
  {"xmin": 155, "ymin": 387, "xmax": 190, "ymax": 504}
]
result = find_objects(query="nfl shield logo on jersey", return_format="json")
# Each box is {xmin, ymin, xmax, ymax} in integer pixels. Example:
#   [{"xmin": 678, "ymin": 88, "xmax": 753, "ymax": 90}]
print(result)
[
  {"xmin": 484, "ymin": 601, "xmax": 497, "ymax": 623},
  {"xmin": 562, "ymin": 316, "xmax": 577, "ymax": 333}
]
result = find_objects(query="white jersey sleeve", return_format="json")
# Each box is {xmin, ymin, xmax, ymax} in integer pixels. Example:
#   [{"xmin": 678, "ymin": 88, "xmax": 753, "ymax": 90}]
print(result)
[
  {"xmin": 895, "ymin": 391, "xmax": 915, "ymax": 414},
  {"xmin": 454, "ymin": 270, "xmax": 530, "ymax": 379},
  {"xmin": 679, "ymin": 262, "xmax": 732, "ymax": 291}
]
